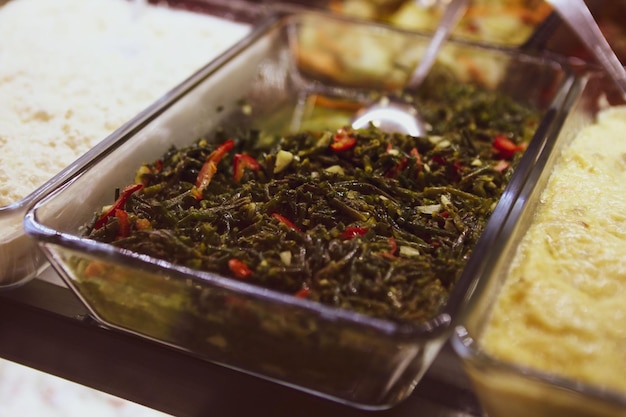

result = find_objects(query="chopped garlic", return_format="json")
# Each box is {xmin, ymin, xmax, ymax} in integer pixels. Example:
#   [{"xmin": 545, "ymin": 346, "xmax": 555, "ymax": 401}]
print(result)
[
  {"xmin": 325, "ymin": 165, "xmax": 344, "ymax": 175},
  {"xmin": 279, "ymin": 251, "xmax": 292, "ymax": 266},
  {"xmin": 417, "ymin": 204, "xmax": 441, "ymax": 214},
  {"xmin": 274, "ymin": 150, "xmax": 294, "ymax": 173},
  {"xmin": 399, "ymin": 246, "xmax": 421, "ymax": 257}
]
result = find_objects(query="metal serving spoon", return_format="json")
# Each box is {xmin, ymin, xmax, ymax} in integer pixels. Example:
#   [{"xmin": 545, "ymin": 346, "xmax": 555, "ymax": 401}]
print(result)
[
  {"xmin": 351, "ymin": 0, "xmax": 470, "ymax": 136},
  {"xmin": 546, "ymin": 0, "xmax": 626, "ymax": 98}
]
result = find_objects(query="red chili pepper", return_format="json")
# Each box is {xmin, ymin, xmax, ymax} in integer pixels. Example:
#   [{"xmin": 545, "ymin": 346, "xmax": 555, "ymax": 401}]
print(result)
[
  {"xmin": 294, "ymin": 286, "xmax": 310, "ymax": 299},
  {"xmin": 386, "ymin": 157, "xmax": 408, "ymax": 178},
  {"xmin": 192, "ymin": 160, "xmax": 217, "ymax": 200},
  {"xmin": 410, "ymin": 147, "xmax": 423, "ymax": 172},
  {"xmin": 228, "ymin": 258, "xmax": 252, "ymax": 279},
  {"xmin": 493, "ymin": 135, "xmax": 525, "ymax": 159},
  {"xmin": 193, "ymin": 139, "xmax": 235, "ymax": 200},
  {"xmin": 452, "ymin": 160, "xmax": 464, "ymax": 175},
  {"xmin": 341, "ymin": 226, "xmax": 369, "ymax": 240},
  {"xmin": 271, "ymin": 213, "xmax": 302, "ymax": 233},
  {"xmin": 381, "ymin": 236, "xmax": 398, "ymax": 259},
  {"xmin": 114, "ymin": 209, "xmax": 130, "ymax": 239},
  {"xmin": 432, "ymin": 155, "xmax": 447, "ymax": 165},
  {"xmin": 233, "ymin": 153, "xmax": 261, "ymax": 183},
  {"xmin": 94, "ymin": 183, "xmax": 144, "ymax": 230},
  {"xmin": 388, "ymin": 236, "xmax": 397, "ymax": 255},
  {"xmin": 330, "ymin": 128, "xmax": 357, "ymax": 151},
  {"xmin": 208, "ymin": 139, "xmax": 235, "ymax": 164}
]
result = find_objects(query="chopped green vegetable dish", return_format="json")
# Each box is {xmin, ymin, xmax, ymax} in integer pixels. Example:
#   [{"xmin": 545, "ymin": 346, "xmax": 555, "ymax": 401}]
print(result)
[{"xmin": 85, "ymin": 83, "xmax": 538, "ymax": 323}]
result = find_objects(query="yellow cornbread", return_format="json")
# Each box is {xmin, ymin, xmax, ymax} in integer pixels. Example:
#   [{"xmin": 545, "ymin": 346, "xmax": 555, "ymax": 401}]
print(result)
[{"xmin": 481, "ymin": 105, "xmax": 626, "ymax": 395}]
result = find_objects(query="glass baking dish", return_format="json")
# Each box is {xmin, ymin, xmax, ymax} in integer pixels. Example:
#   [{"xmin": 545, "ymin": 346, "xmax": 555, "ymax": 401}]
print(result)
[
  {"xmin": 0, "ymin": 0, "xmax": 260, "ymax": 289},
  {"xmin": 452, "ymin": 71, "xmax": 626, "ymax": 417},
  {"xmin": 24, "ymin": 9, "xmax": 575, "ymax": 409}
]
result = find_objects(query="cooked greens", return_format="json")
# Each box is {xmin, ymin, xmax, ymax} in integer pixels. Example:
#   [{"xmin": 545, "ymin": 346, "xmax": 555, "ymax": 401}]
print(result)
[{"xmin": 85, "ymin": 82, "xmax": 538, "ymax": 323}]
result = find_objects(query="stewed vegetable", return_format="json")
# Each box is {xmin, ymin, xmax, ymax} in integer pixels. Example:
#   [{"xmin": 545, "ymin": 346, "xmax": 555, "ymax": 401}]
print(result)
[{"xmin": 85, "ymin": 81, "xmax": 538, "ymax": 323}]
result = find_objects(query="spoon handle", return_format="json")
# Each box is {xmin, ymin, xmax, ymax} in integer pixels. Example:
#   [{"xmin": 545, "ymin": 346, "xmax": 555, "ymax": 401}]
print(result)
[
  {"xmin": 406, "ymin": 0, "xmax": 470, "ymax": 90},
  {"xmin": 546, "ymin": 0, "xmax": 626, "ymax": 98}
]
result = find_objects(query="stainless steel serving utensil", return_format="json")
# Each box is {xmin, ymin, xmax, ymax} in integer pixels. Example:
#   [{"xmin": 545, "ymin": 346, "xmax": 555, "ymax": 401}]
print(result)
[
  {"xmin": 546, "ymin": 0, "xmax": 626, "ymax": 98},
  {"xmin": 351, "ymin": 0, "xmax": 470, "ymax": 136}
]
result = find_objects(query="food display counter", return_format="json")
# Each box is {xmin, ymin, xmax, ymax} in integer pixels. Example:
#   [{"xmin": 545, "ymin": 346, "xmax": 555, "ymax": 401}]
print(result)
[{"xmin": 1, "ymin": 0, "xmax": 625, "ymax": 416}]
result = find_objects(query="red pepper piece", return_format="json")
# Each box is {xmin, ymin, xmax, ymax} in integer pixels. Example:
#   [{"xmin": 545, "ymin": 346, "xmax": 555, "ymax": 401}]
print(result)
[
  {"xmin": 193, "ymin": 139, "xmax": 235, "ymax": 200},
  {"xmin": 94, "ymin": 183, "xmax": 144, "ymax": 230},
  {"xmin": 493, "ymin": 135, "xmax": 525, "ymax": 159},
  {"xmin": 432, "ymin": 155, "xmax": 447, "ymax": 166},
  {"xmin": 271, "ymin": 213, "xmax": 302, "ymax": 233},
  {"xmin": 192, "ymin": 160, "xmax": 217, "ymax": 200},
  {"xmin": 207, "ymin": 139, "xmax": 235, "ymax": 165},
  {"xmin": 330, "ymin": 128, "xmax": 357, "ymax": 151},
  {"xmin": 228, "ymin": 258, "xmax": 252, "ymax": 279},
  {"xmin": 388, "ymin": 236, "xmax": 397, "ymax": 255},
  {"xmin": 452, "ymin": 160, "xmax": 464, "ymax": 175},
  {"xmin": 381, "ymin": 236, "xmax": 398, "ymax": 259},
  {"xmin": 233, "ymin": 153, "xmax": 261, "ymax": 183},
  {"xmin": 386, "ymin": 156, "xmax": 408, "ymax": 178},
  {"xmin": 341, "ymin": 226, "xmax": 368, "ymax": 240},
  {"xmin": 294, "ymin": 286, "xmax": 310, "ymax": 299},
  {"xmin": 114, "ymin": 209, "xmax": 130, "ymax": 239},
  {"xmin": 410, "ymin": 147, "xmax": 423, "ymax": 172}
]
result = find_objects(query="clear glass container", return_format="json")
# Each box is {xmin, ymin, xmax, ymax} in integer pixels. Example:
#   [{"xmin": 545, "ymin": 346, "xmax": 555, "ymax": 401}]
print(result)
[
  {"xmin": 24, "ymin": 9, "xmax": 575, "ymax": 409},
  {"xmin": 452, "ymin": 72, "xmax": 626, "ymax": 417}
]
